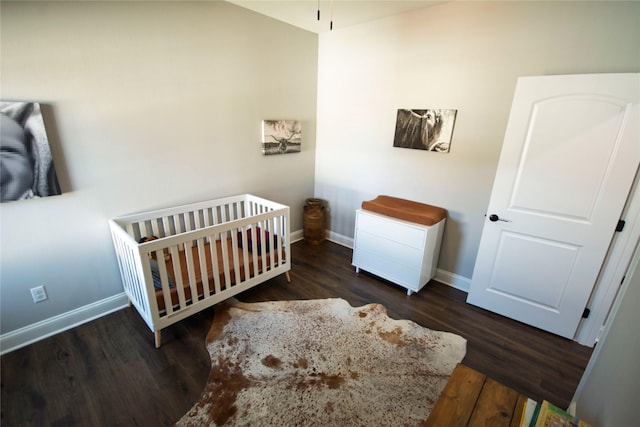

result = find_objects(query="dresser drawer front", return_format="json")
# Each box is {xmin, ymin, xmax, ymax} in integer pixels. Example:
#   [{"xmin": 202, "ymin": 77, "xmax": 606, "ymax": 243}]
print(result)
[
  {"xmin": 356, "ymin": 211, "xmax": 426, "ymax": 249},
  {"xmin": 353, "ymin": 247, "xmax": 420, "ymax": 289},
  {"xmin": 354, "ymin": 230, "xmax": 424, "ymax": 266}
]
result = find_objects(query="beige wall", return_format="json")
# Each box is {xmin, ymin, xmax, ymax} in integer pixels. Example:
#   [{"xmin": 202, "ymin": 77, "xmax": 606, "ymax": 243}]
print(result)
[
  {"xmin": 315, "ymin": 1, "xmax": 640, "ymax": 284},
  {"xmin": 0, "ymin": 1, "xmax": 318, "ymax": 334},
  {"xmin": 572, "ymin": 243, "xmax": 640, "ymax": 425}
]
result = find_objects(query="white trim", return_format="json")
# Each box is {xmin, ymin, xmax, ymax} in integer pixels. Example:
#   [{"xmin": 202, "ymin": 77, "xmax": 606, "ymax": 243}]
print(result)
[
  {"xmin": 0, "ymin": 293, "xmax": 129, "ymax": 355},
  {"xmin": 570, "ymin": 236, "xmax": 640, "ymax": 414},
  {"xmin": 575, "ymin": 174, "xmax": 640, "ymax": 346},
  {"xmin": 292, "ymin": 228, "xmax": 355, "ymax": 248},
  {"xmin": 290, "ymin": 229, "xmax": 304, "ymax": 243},
  {"xmin": 434, "ymin": 268, "xmax": 472, "ymax": 292},
  {"xmin": 327, "ymin": 230, "xmax": 354, "ymax": 248}
]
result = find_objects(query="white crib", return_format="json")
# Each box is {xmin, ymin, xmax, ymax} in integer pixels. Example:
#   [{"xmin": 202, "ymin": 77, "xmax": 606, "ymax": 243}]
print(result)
[{"xmin": 109, "ymin": 194, "xmax": 291, "ymax": 347}]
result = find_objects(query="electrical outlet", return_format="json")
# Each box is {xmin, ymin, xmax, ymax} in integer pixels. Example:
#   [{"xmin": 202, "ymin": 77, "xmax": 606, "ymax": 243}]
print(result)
[{"xmin": 30, "ymin": 286, "xmax": 48, "ymax": 303}]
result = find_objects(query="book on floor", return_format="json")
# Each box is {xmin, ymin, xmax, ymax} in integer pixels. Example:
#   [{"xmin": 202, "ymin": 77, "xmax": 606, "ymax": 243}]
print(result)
[{"xmin": 525, "ymin": 399, "xmax": 592, "ymax": 427}]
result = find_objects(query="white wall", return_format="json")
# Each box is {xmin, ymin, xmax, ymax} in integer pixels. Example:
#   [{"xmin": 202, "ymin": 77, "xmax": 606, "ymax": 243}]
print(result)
[
  {"xmin": 315, "ymin": 1, "xmax": 640, "ymax": 282},
  {"xmin": 0, "ymin": 1, "xmax": 318, "ymax": 336},
  {"xmin": 572, "ymin": 241, "xmax": 640, "ymax": 426}
]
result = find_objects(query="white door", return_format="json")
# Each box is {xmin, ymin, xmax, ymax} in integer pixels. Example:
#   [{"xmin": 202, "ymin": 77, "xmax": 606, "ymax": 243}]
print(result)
[{"xmin": 467, "ymin": 73, "xmax": 640, "ymax": 339}]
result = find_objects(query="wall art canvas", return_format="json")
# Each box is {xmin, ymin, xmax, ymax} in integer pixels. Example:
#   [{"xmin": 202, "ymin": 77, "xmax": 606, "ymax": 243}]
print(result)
[
  {"xmin": 1, "ymin": 101, "xmax": 61, "ymax": 202},
  {"xmin": 393, "ymin": 109, "xmax": 457, "ymax": 152},
  {"xmin": 261, "ymin": 120, "xmax": 302, "ymax": 155}
]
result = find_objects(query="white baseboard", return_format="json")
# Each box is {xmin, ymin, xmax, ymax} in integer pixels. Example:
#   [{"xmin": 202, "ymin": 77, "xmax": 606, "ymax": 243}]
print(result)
[
  {"xmin": 434, "ymin": 269, "xmax": 471, "ymax": 293},
  {"xmin": 290, "ymin": 229, "xmax": 304, "ymax": 243},
  {"xmin": 0, "ymin": 292, "xmax": 129, "ymax": 355},
  {"xmin": 1, "ymin": 231, "xmax": 470, "ymax": 355},
  {"xmin": 327, "ymin": 230, "xmax": 354, "ymax": 248},
  {"xmin": 291, "ymin": 229, "xmax": 354, "ymax": 248}
]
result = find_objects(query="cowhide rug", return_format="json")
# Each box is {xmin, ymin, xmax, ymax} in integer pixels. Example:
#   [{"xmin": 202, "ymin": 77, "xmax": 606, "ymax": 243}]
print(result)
[{"xmin": 175, "ymin": 298, "xmax": 466, "ymax": 426}]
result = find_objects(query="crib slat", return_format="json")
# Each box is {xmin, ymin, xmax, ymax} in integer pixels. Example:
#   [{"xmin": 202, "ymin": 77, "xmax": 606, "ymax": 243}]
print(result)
[
  {"xmin": 203, "ymin": 210, "xmax": 213, "ymax": 245},
  {"xmin": 257, "ymin": 222, "xmax": 267, "ymax": 270},
  {"xmin": 204, "ymin": 208, "xmax": 212, "ymax": 228},
  {"xmin": 236, "ymin": 201, "xmax": 244, "ymax": 219},
  {"xmin": 125, "ymin": 223, "xmax": 136, "ymax": 240},
  {"xmin": 162, "ymin": 216, "xmax": 172, "ymax": 238},
  {"xmin": 144, "ymin": 221, "xmax": 154, "ymax": 240},
  {"xmin": 222, "ymin": 204, "xmax": 229, "ymax": 223},
  {"xmin": 194, "ymin": 209, "xmax": 202, "ymax": 232},
  {"xmin": 173, "ymin": 214, "xmax": 182, "ymax": 236},
  {"xmin": 169, "ymin": 245, "xmax": 185, "ymax": 314},
  {"xmin": 262, "ymin": 220, "xmax": 272, "ymax": 269},
  {"xmin": 269, "ymin": 219, "xmax": 277, "ymax": 268},
  {"xmin": 272, "ymin": 216, "xmax": 281, "ymax": 265},
  {"xmin": 247, "ymin": 226, "xmax": 257, "ymax": 279},
  {"xmin": 215, "ymin": 207, "xmax": 221, "ymax": 226},
  {"xmin": 238, "ymin": 226, "xmax": 250, "ymax": 280},
  {"xmin": 160, "ymin": 254, "xmax": 178, "ymax": 316},
  {"xmin": 209, "ymin": 235, "xmax": 222, "ymax": 295},
  {"xmin": 151, "ymin": 219, "xmax": 161, "ymax": 239},
  {"xmin": 155, "ymin": 249, "xmax": 174, "ymax": 309},
  {"xmin": 219, "ymin": 233, "xmax": 232, "ymax": 289},
  {"xmin": 183, "ymin": 241, "xmax": 198, "ymax": 307},
  {"xmin": 269, "ymin": 219, "xmax": 276, "ymax": 269},
  {"xmin": 230, "ymin": 228, "xmax": 242, "ymax": 285},
  {"xmin": 196, "ymin": 238, "xmax": 210, "ymax": 298},
  {"xmin": 186, "ymin": 212, "xmax": 193, "ymax": 233}
]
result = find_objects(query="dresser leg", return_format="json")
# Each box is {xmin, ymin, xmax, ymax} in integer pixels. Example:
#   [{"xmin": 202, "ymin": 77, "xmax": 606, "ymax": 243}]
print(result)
[{"xmin": 407, "ymin": 289, "xmax": 413, "ymax": 296}]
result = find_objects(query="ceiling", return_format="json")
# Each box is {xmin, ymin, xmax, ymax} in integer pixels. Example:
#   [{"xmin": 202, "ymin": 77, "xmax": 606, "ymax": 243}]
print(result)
[{"xmin": 226, "ymin": 0, "xmax": 446, "ymax": 33}]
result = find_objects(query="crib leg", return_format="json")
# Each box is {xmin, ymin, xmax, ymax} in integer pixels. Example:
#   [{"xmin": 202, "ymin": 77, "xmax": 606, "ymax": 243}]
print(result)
[
  {"xmin": 285, "ymin": 271, "xmax": 291, "ymax": 283},
  {"xmin": 154, "ymin": 331, "xmax": 162, "ymax": 348}
]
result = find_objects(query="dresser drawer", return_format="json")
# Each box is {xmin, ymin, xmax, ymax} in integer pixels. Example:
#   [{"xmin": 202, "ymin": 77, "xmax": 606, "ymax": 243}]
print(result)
[
  {"xmin": 352, "ymin": 247, "xmax": 421, "ymax": 289},
  {"xmin": 356, "ymin": 210, "xmax": 426, "ymax": 249},
  {"xmin": 354, "ymin": 230, "xmax": 424, "ymax": 266}
]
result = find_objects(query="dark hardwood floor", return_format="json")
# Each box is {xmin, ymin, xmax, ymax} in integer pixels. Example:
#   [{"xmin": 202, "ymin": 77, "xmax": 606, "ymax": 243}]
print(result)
[{"xmin": 1, "ymin": 240, "xmax": 593, "ymax": 426}]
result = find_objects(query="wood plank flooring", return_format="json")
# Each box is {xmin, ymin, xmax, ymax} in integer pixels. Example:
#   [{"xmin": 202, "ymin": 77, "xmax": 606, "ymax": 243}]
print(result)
[{"xmin": 0, "ymin": 240, "xmax": 593, "ymax": 427}]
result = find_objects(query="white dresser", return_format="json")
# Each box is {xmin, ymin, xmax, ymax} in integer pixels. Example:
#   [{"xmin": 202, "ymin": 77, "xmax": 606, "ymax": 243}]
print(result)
[{"xmin": 352, "ymin": 208, "xmax": 445, "ymax": 295}]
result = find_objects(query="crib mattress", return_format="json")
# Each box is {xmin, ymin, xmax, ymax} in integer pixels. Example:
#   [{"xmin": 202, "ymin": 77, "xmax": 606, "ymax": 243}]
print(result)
[
  {"xmin": 155, "ymin": 239, "xmax": 280, "ymax": 312},
  {"xmin": 361, "ymin": 195, "xmax": 447, "ymax": 226}
]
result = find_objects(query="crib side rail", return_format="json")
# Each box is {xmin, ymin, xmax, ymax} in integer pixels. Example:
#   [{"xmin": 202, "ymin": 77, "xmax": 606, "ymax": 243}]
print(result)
[
  {"xmin": 113, "ymin": 194, "xmax": 287, "ymax": 244},
  {"xmin": 108, "ymin": 220, "xmax": 155, "ymax": 331},
  {"xmin": 115, "ymin": 194, "xmax": 247, "ymax": 224},
  {"xmin": 140, "ymin": 207, "xmax": 289, "ymax": 319}
]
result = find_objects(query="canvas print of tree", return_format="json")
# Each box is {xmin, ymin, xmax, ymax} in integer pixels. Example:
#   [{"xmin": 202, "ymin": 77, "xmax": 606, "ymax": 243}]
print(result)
[
  {"xmin": 1, "ymin": 101, "xmax": 61, "ymax": 202},
  {"xmin": 393, "ymin": 109, "xmax": 457, "ymax": 152},
  {"xmin": 262, "ymin": 120, "xmax": 302, "ymax": 155}
]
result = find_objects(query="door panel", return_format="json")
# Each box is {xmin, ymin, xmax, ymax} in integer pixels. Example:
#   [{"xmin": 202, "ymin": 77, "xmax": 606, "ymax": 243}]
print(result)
[
  {"xmin": 511, "ymin": 96, "xmax": 629, "ymax": 219},
  {"xmin": 490, "ymin": 231, "xmax": 578, "ymax": 310},
  {"xmin": 467, "ymin": 73, "xmax": 640, "ymax": 339}
]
